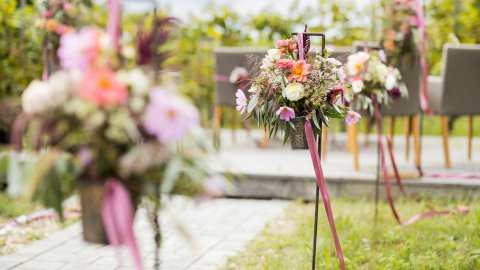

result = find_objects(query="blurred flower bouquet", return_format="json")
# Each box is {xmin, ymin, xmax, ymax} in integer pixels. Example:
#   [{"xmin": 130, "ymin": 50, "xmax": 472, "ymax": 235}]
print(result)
[
  {"xmin": 345, "ymin": 50, "xmax": 407, "ymax": 113},
  {"xmin": 382, "ymin": 0, "xmax": 419, "ymax": 66},
  {"xmin": 236, "ymin": 38, "xmax": 359, "ymax": 149},
  {"xmin": 8, "ymin": 9, "xmax": 222, "ymax": 269}
]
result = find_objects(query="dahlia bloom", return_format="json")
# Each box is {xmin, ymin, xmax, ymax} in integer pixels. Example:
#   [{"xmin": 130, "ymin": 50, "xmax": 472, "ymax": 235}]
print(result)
[
  {"xmin": 288, "ymin": 60, "xmax": 310, "ymax": 82},
  {"xmin": 275, "ymin": 39, "xmax": 297, "ymax": 52},
  {"xmin": 235, "ymin": 89, "xmax": 247, "ymax": 114},
  {"xmin": 345, "ymin": 111, "xmax": 361, "ymax": 125},
  {"xmin": 284, "ymin": 82, "xmax": 305, "ymax": 101},
  {"xmin": 144, "ymin": 88, "xmax": 199, "ymax": 144},
  {"xmin": 58, "ymin": 27, "xmax": 100, "ymax": 71},
  {"xmin": 275, "ymin": 106, "xmax": 295, "ymax": 121},
  {"xmin": 79, "ymin": 68, "xmax": 128, "ymax": 106},
  {"xmin": 275, "ymin": 59, "xmax": 294, "ymax": 69}
]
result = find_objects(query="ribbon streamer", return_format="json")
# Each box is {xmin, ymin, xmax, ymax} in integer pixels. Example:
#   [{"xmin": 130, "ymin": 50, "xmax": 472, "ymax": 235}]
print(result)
[
  {"xmin": 413, "ymin": 0, "xmax": 431, "ymax": 114},
  {"xmin": 372, "ymin": 98, "xmax": 468, "ymax": 225},
  {"xmin": 107, "ymin": 0, "xmax": 121, "ymax": 51},
  {"xmin": 102, "ymin": 179, "xmax": 143, "ymax": 270},
  {"xmin": 305, "ymin": 120, "xmax": 345, "ymax": 270}
]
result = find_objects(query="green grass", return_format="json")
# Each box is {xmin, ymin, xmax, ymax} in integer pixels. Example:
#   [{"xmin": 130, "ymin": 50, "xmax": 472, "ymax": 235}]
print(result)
[
  {"xmin": 0, "ymin": 193, "xmax": 38, "ymax": 221},
  {"xmin": 223, "ymin": 198, "xmax": 480, "ymax": 270}
]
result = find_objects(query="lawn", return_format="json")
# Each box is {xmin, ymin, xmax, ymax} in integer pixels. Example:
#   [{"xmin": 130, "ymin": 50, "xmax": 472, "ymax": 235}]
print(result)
[{"xmin": 223, "ymin": 198, "xmax": 480, "ymax": 270}]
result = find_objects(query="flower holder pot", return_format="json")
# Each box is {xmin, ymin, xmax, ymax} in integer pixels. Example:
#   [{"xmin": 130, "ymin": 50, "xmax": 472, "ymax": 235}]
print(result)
[
  {"xmin": 290, "ymin": 117, "xmax": 309, "ymax": 150},
  {"xmin": 78, "ymin": 180, "xmax": 108, "ymax": 245}
]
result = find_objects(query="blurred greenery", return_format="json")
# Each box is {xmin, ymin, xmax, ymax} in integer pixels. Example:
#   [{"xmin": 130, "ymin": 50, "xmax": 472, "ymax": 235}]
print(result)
[
  {"xmin": 0, "ymin": 192, "xmax": 37, "ymax": 220},
  {"xmin": 223, "ymin": 198, "xmax": 480, "ymax": 270}
]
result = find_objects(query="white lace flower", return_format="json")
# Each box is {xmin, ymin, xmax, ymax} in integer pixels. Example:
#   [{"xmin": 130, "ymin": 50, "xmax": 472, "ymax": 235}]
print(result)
[{"xmin": 284, "ymin": 82, "xmax": 305, "ymax": 101}]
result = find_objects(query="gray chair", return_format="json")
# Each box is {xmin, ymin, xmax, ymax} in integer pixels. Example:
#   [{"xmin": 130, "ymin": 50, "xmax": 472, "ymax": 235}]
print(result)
[
  {"xmin": 427, "ymin": 43, "xmax": 480, "ymax": 168},
  {"xmin": 329, "ymin": 46, "xmax": 352, "ymax": 64},
  {"xmin": 213, "ymin": 47, "xmax": 267, "ymax": 146}
]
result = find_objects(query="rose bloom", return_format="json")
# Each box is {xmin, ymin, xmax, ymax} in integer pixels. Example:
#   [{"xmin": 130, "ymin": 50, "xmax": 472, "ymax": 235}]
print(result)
[
  {"xmin": 275, "ymin": 59, "xmax": 294, "ymax": 69},
  {"xmin": 288, "ymin": 60, "xmax": 310, "ymax": 82},
  {"xmin": 79, "ymin": 68, "xmax": 128, "ymax": 106}
]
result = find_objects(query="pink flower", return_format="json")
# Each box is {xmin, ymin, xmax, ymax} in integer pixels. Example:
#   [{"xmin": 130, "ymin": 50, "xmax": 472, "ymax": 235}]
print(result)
[
  {"xmin": 144, "ymin": 88, "xmax": 199, "ymax": 144},
  {"xmin": 275, "ymin": 59, "xmax": 294, "ymax": 69},
  {"xmin": 275, "ymin": 39, "xmax": 297, "ymax": 51},
  {"xmin": 58, "ymin": 27, "xmax": 100, "ymax": 71},
  {"xmin": 235, "ymin": 89, "xmax": 247, "ymax": 114},
  {"xmin": 79, "ymin": 68, "xmax": 128, "ymax": 106},
  {"xmin": 288, "ymin": 60, "xmax": 310, "ymax": 82},
  {"xmin": 345, "ymin": 110, "xmax": 361, "ymax": 125},
  {"xmin": 275, "ymin": 106, "xmax": 295, "ymax": 121}
]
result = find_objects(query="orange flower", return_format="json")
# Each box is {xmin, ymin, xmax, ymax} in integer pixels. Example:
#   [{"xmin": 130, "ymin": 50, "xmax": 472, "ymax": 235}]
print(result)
[
  {"xmin": 288, "ymin": 60, "xmax": 310, "ymax": 82},
  {"xmin": 383, "ymin": 40, "xmax": 395, "ymax": 52}
]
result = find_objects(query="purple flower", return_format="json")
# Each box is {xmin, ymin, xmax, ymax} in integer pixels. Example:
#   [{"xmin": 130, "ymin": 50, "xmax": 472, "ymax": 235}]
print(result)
[
  {"xmin": 144, "ymin": 88, "xmax": 199, "ymax": 144},
  {"xmin": 275, "ymin": 106, "xmax": 295, "ymax": 121},
  {"xmin": 57, "ymin": 28, "xmax": 100, "ymax": 71},
  {"xmin": 345, "ymin": 110, "xmax": 361, "ymax": 125},
  {"xmin": 379, "ymin": 50, "xmax": 387, "ymax": 63},
  {"xmin": 235, "ymin": 89, "xmax": 247, "ymax": 114}
]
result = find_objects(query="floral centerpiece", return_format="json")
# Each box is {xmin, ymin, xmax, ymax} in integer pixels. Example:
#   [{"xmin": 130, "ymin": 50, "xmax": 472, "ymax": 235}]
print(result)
[
  {"xmin": 381, "ymin": 0, "xmax": 419, "ymax": 66},
  {"xmin": 345, "ymin": 50, "xmax": 407, "ymax": 113},
  {"xmin": 236, "ymin": 37, "xmax": 360, "ymax": 149},
  {"xmin": 8, "ymin": 10, "xmax": 223, "ymax": 269}
]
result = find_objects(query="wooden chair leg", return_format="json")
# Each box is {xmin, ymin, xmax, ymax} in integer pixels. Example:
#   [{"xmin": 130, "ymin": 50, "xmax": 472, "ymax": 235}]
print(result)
[
  {"xmin": 364, "ymin": 116, "xmax": 371, "ymax": 147},
  {"xmin": 260, "ymin": 126, "xmax": 269, "ymax": 148},
  {"xmin": 405, "ymin": 116, "xmax": 412, "ymax": 161},
  {"xmin": 467, "ymin": 115, "xmax": 473, "ymax": 160},
  {"xmin": 321, "ymin": 126, "xmax": 328, "ymax": 161},
  {"xmin": 231, "ymin": 108, "xmax": 237, "ymax": 143},
  {"xmin": 412, "ymin": 115, "xmax": 421, "ymax": 170},
  {"xmin": 440, "ymin": 115, "xmax": 451, "ymax": 168},
  {"xmin": 348, "ymin": 123, "xmax": 359, "ymax": 171},
  {"xmin": 213, "ymin": 105, "xmax": 222, "ymax": 146}
]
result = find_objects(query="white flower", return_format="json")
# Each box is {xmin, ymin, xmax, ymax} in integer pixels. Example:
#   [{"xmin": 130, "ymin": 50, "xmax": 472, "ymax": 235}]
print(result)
[
  {"xmin": 347, "ymin": 52, "xmax": 370, "ymax": 76},
  {"xmin": 117, "ymin": 69, "xmax": 150, "ymax": 95},
  {"xmin": 48, "ymin": 71, "xmax": 78, "ymax": 108},
  {"xmin": 351, "ymin": 79, "xmax": 364, "ymax": 94},
  {"xmin": 327, "ymin": 58, "xmax": 342, "ymax": 66},
  {"xmin": 229, "ymin": 66, "xmax": 248, "ymax": 83},
  {"xmin": 260, "ymin": 57, "xmax": 274, "ymax": 71},
  {"xmin": 385, "ymin": 73, "xmax": 397, "ymax": 90},
  {"xmin": 284, "ymin": 82, "xmax": 305, "ymax": 101},
  {"xmin": 121, "ymin": 46, "xmax": 136, "ymax": 59},
  {"xmin": 22, "ymin": 80, "xmax": 51, "ymax": 115},
  {"xmin": 334, "ymin": 68, "xmax": 346, "ymax": 82},
  {"xmin": 266, "ymin": 49, "xmax": 281, "ymax": 62}
]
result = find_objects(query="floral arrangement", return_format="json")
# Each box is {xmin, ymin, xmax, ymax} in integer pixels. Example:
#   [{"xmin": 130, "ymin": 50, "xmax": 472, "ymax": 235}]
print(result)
[
  {"xmin": 7, "ymin": 10, "xmax": 224, "ymax": 269},
  {"xmin": 236, "ymin": 37, "xmax": 360, "ymax": 144},
  {"xmin": 345, "ymin": 50, "xmax": 407, "ymax": 113},
  {"xmin": 381, "ymin": 0, "xmax": 419, "ymax": 66}
]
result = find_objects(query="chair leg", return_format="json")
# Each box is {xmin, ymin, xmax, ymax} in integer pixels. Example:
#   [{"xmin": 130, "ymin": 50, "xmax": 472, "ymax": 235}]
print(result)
[
  {"xmin": 412, "ymin": 115, "xmax": 421, "ymax": 170},
  {"xmin": 260, "ymin": 126, "xmax": 269, "ymax": 148},
  {"xmin": 213, "ymin": 105, "xmax": 222, "ymax": 146},
  {"xmin": 405, "ymin": 116, "xmax": 412, "ymax": 161},
  {"xmin": 231, "ymin": 108, "xmax": 237, "ymax": 143},
  {"xmin": 364, "ymin": 116, "xmax": 371, "ymax": 147},
  {"xmin": 321, "ymin": 126, "xmax": 328, "ymax": 161},
  {"xmin": 388, "ymin": 116, "xmax": 396, "ymax": 150},
  {"xmin": 468, "ymin": 115, "xmax": 473, "ymax": 160},
  {"xmin": 347, "ymin": 123, "xmax": 359, "ymax": 171},
  {"xmin": 440, "ymin": 115, "xmax": 451, "ymax": 168}
]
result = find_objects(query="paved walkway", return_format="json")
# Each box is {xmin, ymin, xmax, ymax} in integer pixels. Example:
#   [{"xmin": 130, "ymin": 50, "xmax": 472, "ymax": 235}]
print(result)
[{"xmin": 0, "ymin": 198, "xmax": 288, "ymax": 270}]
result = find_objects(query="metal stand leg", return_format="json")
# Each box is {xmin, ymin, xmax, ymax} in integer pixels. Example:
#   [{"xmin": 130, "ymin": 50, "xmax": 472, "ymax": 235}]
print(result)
[
  {"xmin": 311, "ymin": 131, "xmax": 322, "ymax": 270},
  {"xmin": 374, "ymin": 139, "xmax": 381, "ymax": 224}
]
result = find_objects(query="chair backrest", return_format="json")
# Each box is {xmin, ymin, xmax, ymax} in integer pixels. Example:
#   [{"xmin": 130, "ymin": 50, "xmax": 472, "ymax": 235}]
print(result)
[
  {"xmin": 214, "ymin": 47, "xmax": 267, "ymax": 106},
  {"xmin": 328, "ymin": 46, "xmax": 352, "ymax": 63},
  {"xmin": 352, "ymin": 41, "xmax": 381, "ymax": 53},
  {"xmin": 440, "ymin": 43, "xmax": 480, "ymax": 115}
]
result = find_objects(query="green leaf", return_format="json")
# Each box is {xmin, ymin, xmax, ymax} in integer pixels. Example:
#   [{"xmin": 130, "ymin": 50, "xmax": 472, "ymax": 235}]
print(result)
[
  {"xmin": 311, "ymin": 112, "xmax": 321, "ymax": 130},
  {"xmin": 283, "ymin": 123, "xmax": 290, "ymax": 145},
  {"xmin": 161, "ymin": 157, "xmax": 184, "ymax": 193},
  {"xmin": 247, "ymin": 94, "xmax": 259, "ymax": 114}
]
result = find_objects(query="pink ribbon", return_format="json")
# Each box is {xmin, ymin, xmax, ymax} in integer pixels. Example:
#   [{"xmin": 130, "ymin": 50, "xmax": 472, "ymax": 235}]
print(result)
[
  {"xmin": 107, "ymin": 0, "xmax": 121, "ymax": 51},
  {"xmin": 413, "ymin": 0, "xmax": 432, "ymax": 114},
  {"xmin": 297, "ymin": 32, "xmax": 305, "ymax": 60},
  {"xmin": 372, "ymin": 98, "xmax": 468, "ymax": 225},
  {"xmin": 102, "ymin": 179, "xmax": 143, "ymax": 270},
  {"xmin": 305, "ymin": 120, "xmax": 345, "ymax": 270}
]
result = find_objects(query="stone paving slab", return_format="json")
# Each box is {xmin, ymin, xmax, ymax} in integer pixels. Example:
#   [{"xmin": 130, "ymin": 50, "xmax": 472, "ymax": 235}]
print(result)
[
  {"xmin": 210, "ymin": 129, "xmax": 480, "ymax": 200},
  {"xmin": 0, "ymin": 198, "xmax": 288, "ymax": 270}
]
